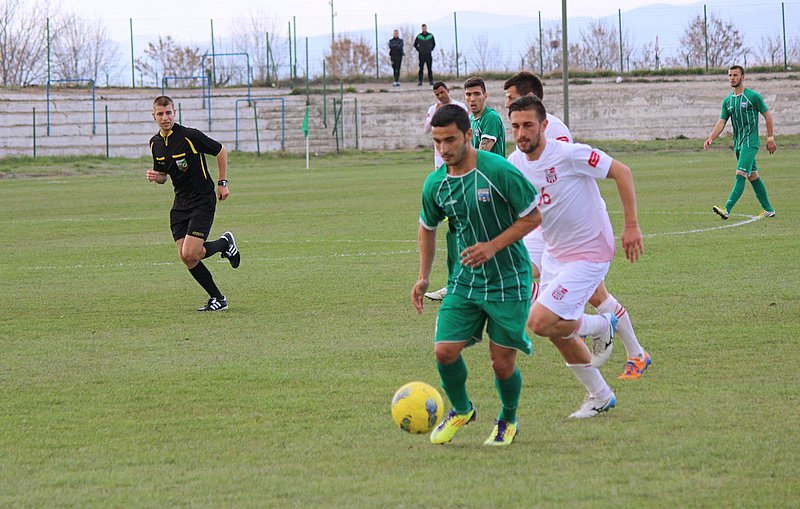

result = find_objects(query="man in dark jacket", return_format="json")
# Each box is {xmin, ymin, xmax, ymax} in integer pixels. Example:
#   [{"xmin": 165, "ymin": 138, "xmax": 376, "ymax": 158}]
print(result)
[
  {"xmin": 414, "ymin": 24, "xmax": 436, "ymax": 86},
  {"xmin": 388, "ymin": 29, "xmax": 404, "ymax": 87}
]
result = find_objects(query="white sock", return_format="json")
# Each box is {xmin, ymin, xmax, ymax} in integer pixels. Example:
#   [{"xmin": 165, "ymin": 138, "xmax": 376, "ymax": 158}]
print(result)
[
  {"xmin": 574, "ymin": 314, "xmax": 607, "ymax": 337},
  {"xmin": 595, "ymin": 295, "xmax": 645, "ymax": 360},
  {"xmin": 567, "ymin": 363, "xmax": 612, "ymax": 399}
]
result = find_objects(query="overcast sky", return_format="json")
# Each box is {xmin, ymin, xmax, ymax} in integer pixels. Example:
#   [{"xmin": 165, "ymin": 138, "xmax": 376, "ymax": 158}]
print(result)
[{"xmin": 63, "ymin": 0, "xmax": 709, "ymax": 36}]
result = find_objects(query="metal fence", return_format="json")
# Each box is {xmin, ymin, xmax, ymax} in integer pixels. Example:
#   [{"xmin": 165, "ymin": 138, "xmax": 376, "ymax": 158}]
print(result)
[{"xmin": 8, "ymin": 1, "xmax": 799, "ymax": 89}]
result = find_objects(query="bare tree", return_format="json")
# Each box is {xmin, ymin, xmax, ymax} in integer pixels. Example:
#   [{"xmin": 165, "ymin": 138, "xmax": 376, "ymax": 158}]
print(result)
[
  {"xmin": 677, "ymin": 12, "xmax": 745, "ymax": 68},
  {"xmin": 576, "ymin": 19, "xmax": 619, "ymax": 70},
  {"xmin": 51, "ymin": 13, "xmax": 117, "ymax": 81},
  {"xmin": 753, "ymin": 34, "xmax": 784, "ymax": 67},
  {"xmin": 521, "ymin": 23, "xmax": 562, "ymax": 74},
  {"xmin": 0, "ymin": 0, "xmax": 52, "ymax": 86},
  {"xmin": 230, "ymin": 11, "xmax": 287, "ymax": 82},
  {"xmin": 325, "ymin": 34, "xmax": 375, "ymax": 78},
  {"xmin": 471, "ymin": 33, "xmax": 501, "ymax": 73},
  {"xmin": 135, "ymin": 36, "xmax": 205, "ymax": 88}
]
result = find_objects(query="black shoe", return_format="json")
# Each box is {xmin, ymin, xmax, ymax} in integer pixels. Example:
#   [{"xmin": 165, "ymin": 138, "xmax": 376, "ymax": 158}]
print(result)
[
  {"xmin": 198, "ymin": 296, "xmax": 227, "ymax": 311},
  {"xmin": 220, "ymin": 231, "xmax": 240, "ymax": 268}
]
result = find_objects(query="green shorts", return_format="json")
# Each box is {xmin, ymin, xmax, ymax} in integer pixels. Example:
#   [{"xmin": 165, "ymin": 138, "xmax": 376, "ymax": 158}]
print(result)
[
  {"xmin": 735, "ymin": 146, "xmax": 759, "ymax": 175},
  {"xmin": 434, "ymin": 294, "xmax": 532, "ymax": 355}
]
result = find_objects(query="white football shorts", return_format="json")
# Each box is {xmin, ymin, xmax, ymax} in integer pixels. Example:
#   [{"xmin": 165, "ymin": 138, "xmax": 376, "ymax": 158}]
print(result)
[{"xmin": 538, "ymin": 251, "xmax": 609, "ymax": 321}]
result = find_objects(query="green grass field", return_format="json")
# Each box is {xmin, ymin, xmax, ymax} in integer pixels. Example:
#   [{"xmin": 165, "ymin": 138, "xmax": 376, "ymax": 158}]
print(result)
[{"xmin": 1, "ymin": 141, "xmax": 798, "ymax": 508}]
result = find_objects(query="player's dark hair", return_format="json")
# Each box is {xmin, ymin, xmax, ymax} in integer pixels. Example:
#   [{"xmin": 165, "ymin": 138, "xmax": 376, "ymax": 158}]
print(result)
[
  {"xmin": 153, "ymin": 95, "xmax": 174, "ymax": 109},
  {"xmin": 729, "ymin": 65, "xmax": 745, "ymax": 75},
  {"xmin": 431, "ymin": 104, "xmax": 471, "ymax": 134},
  {"xmin": 463, "ymin": 76, "xmax": 486, "ymax": 93},
  {"xmin": 432, "ymin": 81, "xmax": 447, "ymax": 91},
  {"xmin": 508, "ymin": 95, "xmax": 546, "ymax": 122},
  {"xmin": 503, "ymin": 71, "xmax": 544, "ymax": 100}
]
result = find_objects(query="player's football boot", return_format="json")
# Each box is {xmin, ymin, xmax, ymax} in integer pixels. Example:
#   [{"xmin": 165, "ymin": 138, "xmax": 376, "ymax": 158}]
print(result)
[
  {"xmin": 197, "ymin": 296, "xmax": 228, "ymax": 312},
  {"xmin": 758, "ymin": 210, "xmax": 776, "ymax": 218},
  {"xmin": 221, "ymin": 231, "xmax": 240, "ymax": 268},
  {"xmin": 483, "ymin": 420, "xmax": 517, "ymax": 446},
  {"xmin": 430, "ymin": 405, "xmax": 476, "ymax": 444},
  {"xmin": 618, "ymin": 352, "xmax": 652, "ymax": 380},
  {"xmin": 589, "ymin": 313, "xmax": 617, "ymax": 368},
  {"xmin": 424, "ymin": 287, "xmax": 448, "ymax": 301},
  {"xmin": 569, "ymin": 392, "xmax": 616, "ymax": 419},
  {"xmin": 712, "ymin": 206, "xmax": 729, "ymax": 220}
]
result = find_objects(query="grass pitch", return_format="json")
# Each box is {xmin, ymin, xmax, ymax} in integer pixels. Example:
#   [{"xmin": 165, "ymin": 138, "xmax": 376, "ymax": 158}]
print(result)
[{"xmin": 1, "ymin": 140, "xmax": 798, "ymax": 508}]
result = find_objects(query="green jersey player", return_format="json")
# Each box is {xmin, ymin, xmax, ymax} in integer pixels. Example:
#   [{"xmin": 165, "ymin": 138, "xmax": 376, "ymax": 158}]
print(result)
[
  {"xmin": 464, "ymin": 76, "xmax": 506, "ymax": 157},
  {"xmin": 412, "ymin": 104, "xmax": 540, "ymax": 446},
  {"xmin": 704, "ymin": 65, "xmax": 776, "ymax": 219}
]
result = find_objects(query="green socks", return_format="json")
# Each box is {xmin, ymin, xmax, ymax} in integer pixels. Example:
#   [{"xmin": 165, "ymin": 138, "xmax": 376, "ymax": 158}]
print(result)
[
  {"xmin": 495, "ymin": 368, "xmax": 522, "ymax": 423},
  {"xmin": 750, "ymin": 177, "xmax": 774, "ymax": 212},
  {"xmin": 437, "ymin": 356, "xmax": 471, "ymax": 414},
  {"xmin": 725, "ymin": 174, "xmax": 747, "ymax": 213}
]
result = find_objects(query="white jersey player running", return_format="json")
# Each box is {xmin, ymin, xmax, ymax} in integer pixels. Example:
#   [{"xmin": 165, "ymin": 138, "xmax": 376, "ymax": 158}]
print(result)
[
  {"xmin": 507, "ymin": 95, "xmax": 645, "ymax": 418},
  {"xmin": 503, "ymin": 71, "xmax": 650, "ymax": 381}
]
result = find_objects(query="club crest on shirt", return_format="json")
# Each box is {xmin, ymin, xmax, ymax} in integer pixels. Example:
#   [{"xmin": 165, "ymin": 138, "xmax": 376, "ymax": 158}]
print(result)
[
  {"xmin": 545, "ymin": 166, "xmax": 558, "ymax": 184},
  {"xmin": 552, "ymin": 284, "xmax": 568, "ymax": 301},
  {"xmin": 477, "ymin": 188, "xmax": 491, "ymax": 203},
  {"xmin": 176, "ymin": 158, "xmax": 188, "ymax": 171}
]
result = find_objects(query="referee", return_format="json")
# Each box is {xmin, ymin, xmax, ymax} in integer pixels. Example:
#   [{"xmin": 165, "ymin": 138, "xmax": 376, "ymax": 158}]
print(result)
[{"xmin": 146, "ymin": 95, "xmax": 240, "ymax": 311}]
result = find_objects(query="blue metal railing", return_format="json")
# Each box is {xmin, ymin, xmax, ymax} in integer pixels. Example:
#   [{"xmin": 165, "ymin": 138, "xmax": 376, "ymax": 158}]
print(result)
[{"xmin": 161, "ymin": 75, "xmax": 210, "ymax": 109}]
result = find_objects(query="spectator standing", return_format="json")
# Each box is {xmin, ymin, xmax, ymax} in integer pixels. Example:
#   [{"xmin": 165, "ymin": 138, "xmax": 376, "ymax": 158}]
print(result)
[
  {"xmin": 414, "ymin": 24, "xmax": 436, "ymax": 86},
  {"xmin": 388, "ymin": 30, "xmax": 404, "ymax": 87}
]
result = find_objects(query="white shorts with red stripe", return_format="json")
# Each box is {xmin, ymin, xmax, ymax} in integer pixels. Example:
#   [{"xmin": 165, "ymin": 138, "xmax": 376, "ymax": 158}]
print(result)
[{"xmin": 539, "ymin": 251, "xmax": 610, "ymax": 321}]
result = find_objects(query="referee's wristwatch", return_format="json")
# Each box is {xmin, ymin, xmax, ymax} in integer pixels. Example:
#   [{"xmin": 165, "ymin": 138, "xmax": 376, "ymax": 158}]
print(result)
[{"xmin": 217, "ymin": 179, "xmax": 228, "ymax": 187}]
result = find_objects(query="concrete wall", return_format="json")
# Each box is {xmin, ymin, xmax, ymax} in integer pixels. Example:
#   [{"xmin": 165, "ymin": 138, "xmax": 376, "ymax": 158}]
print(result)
[{"xmin": 2, "ymin": 73, "xmax": 798, "ymax": 158}]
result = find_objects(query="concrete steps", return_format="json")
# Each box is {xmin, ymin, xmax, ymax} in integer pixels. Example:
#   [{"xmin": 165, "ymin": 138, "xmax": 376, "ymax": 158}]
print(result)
[{"xmin": 2, "ymin": 74, "xmax": 799, "ymax": 158}]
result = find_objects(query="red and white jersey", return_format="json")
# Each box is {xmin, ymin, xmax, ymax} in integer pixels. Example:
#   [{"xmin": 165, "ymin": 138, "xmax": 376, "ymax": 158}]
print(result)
[
  {"xmin": 545, "ymin": 113, "xmax": 572, "ymax": 143},
  {"xmin": 507, "ymin": 140, "xmax": 615, "ymax": 263},
  {"xmin": 425, "ymin": 100, "xmax": 468, "ymax": 168}
]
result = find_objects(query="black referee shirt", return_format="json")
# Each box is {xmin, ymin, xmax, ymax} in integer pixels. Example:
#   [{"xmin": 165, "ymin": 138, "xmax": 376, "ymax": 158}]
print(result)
[{"xmin": 150, "ymin": 124, "xmax": 223, "ymax": 208}]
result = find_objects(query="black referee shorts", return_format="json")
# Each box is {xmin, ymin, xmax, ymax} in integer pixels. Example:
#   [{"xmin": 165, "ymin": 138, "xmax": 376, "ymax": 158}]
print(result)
[{"xmin": 170, "ymin": 197, "xmax": 217, "ymax": 241}]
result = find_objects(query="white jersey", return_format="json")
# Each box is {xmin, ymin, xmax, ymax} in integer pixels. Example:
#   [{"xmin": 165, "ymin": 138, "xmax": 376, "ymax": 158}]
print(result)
[
  {"xmin": 523, "ymin": 112, "xmax": 573, "ymax": 263},
  {"xmin": 507, "ymin": 140, "xmax": 615, "ymax": 263},
  {"xmin": 424, "ymin": 99, "xmax": 468, "ymax": 168},
  {"xmin": 545, "ymin": 113, "xmax": 572, "ymax": 143}
]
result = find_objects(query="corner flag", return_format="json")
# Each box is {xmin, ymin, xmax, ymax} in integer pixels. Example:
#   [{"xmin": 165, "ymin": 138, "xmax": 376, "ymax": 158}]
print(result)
[{"xmin": 302, "ymin": 105, "xmax": 310, "ymax": 169}]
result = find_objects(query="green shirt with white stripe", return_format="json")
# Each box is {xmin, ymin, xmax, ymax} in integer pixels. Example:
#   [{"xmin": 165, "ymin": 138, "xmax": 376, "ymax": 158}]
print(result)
[
  {"xmin": 720, "ymin": 88, "xmax": 768, "ymax": 150},
  {"xmin": 419, "ymin": 150, "xmax": 537, "ymax": 302}
]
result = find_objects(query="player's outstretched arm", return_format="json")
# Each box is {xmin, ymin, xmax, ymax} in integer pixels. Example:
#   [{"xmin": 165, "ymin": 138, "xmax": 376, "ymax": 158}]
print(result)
[
  {"xmin": 460, "ymin": 207, "xmax": 541, "ymax": 268},
  {"xmin": 607, "ymin": 160, "xmax": 643, "ymax": 263},
  {"xmin": 763, "ymin": 111, "xmax": 777, "ymax": 154},
  {"xmin": 412, "ymin": 225, "xmax": 437, "ymax": 314},
  {"xmin": 704, "ymin": 119, "xmax": 727, "ymax": 149}
]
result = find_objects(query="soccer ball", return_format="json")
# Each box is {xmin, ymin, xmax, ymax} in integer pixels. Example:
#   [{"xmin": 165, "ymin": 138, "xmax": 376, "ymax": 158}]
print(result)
[{"xmin": 391, "ymin": 381, "xmax": 445, "ymax": 434}]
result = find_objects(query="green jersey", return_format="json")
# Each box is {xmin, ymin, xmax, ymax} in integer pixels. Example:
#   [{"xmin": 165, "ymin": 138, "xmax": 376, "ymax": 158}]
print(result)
[
  {"xmin": 470, "ymin": 106, "xmax": 506, "ymax": 157},
  {"xmin": 720, "ymin": 88, "xmax": 768, "ymax": 150},
  {"xmin": 419, "ymin": 151, "xmax": 537, "ymax": 302}
]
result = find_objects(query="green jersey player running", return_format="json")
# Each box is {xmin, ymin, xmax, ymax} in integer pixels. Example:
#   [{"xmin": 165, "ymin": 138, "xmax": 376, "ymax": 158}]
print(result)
[
  {"xmin": 412, "ymin": 104, "xmax": 541, "ymax": 446},
  {"xmin": 704, "ymin": 65, "xmax": 777, "ymax": 219}
]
